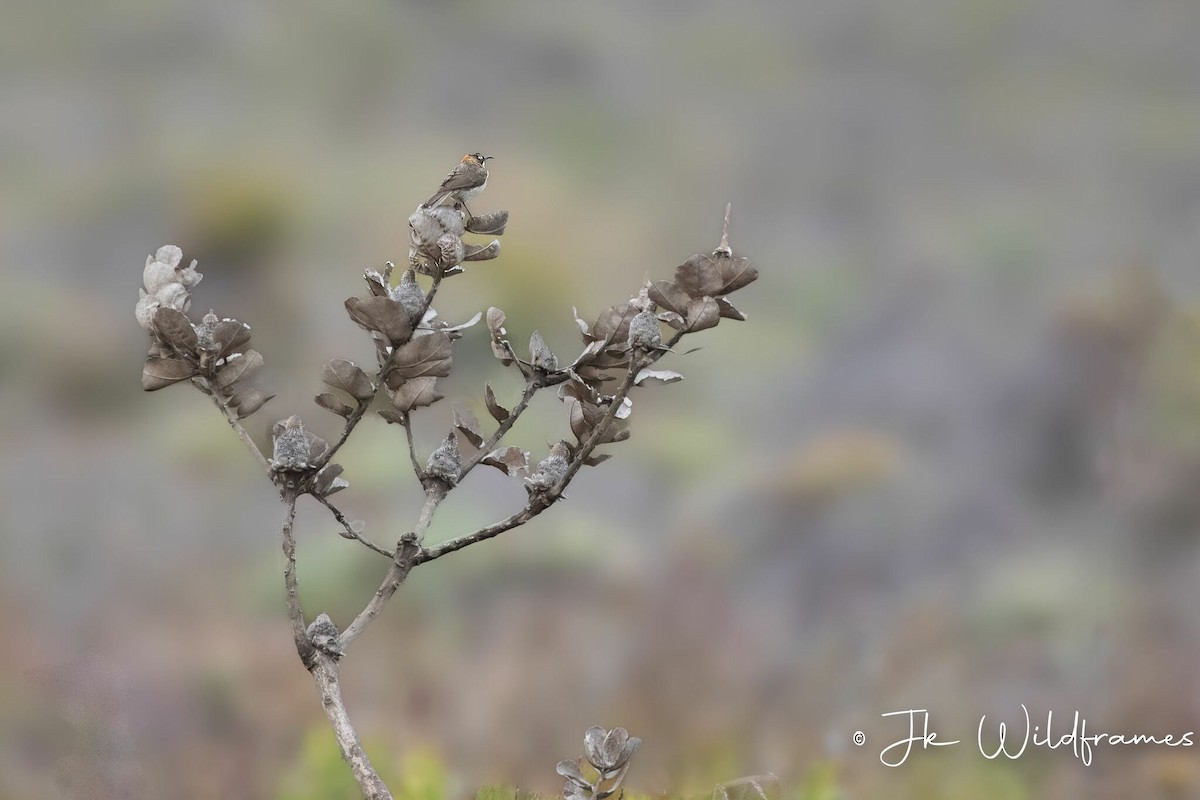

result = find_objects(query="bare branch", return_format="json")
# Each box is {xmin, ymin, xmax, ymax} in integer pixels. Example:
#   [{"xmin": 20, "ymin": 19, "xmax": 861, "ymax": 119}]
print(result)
[
  {"xmin": 199, "ymin": 376, "xmax": 270, "ymax": 472},
  {"xmin": 312, "ymin": 494, "xmax": 395, "ymax": 559},
  {"xmin": 309, "ymin": 652, "xmax": 394, "ymax": 800},
  {"xmin": 412, "ymin": 482, "xmax": 446, "ymax": 544},
  {"xmin": 337, "ymin": 485, "xmax": 445, "ymax": 651},
  {"xmin": 280, "ymin": 493, "xmax": 315, "ymax": 664},
  {"xmin": 503, "ymin": 339, "xmax": 531, "ymax": 378},
  {"xmin": 335, "ymin": 533, "xmax": 423, "ymax": 651},
  {"xmin": 398, "ymin": 411, "xmax": 426, "ymax": 481},
  {"xmin": 422, "ymin": 272, "xmax": 443, "ymax": 312},
  {"xmin": 319, "ymin": 398, "xmax": 371, "ymax": 469},
  {"xmin": 421, "ymin": 354, "xmax": 666, "ymax": 564},
  {"xmin": 417, "ymin": 501, "xmax": 547, "ymax": 564}
]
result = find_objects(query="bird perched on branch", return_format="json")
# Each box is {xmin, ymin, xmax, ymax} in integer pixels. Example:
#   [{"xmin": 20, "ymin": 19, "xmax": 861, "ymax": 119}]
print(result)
[{"xmin": 422, "ymin": 153, "xmax": 492, "ymax": 218}]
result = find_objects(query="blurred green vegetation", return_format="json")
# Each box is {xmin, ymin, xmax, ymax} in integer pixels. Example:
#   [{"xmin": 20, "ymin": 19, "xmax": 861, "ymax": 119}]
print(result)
[
  {"xmin": 276, "ymin": 727, "xmax": 445, "ymax": 800},
  {"xmin": 272, "ymin": 750, "xmax": 1036, "ymax": 800}
]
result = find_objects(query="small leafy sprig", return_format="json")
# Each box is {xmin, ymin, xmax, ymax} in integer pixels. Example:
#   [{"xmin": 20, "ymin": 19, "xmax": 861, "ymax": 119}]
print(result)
[{"xmin": 557, "ymin": 726, "xmax": 642, "ymax": 800}]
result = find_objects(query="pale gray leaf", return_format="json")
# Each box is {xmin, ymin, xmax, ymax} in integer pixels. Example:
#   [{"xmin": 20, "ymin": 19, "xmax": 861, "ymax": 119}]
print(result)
[{"xmin": 635, "ymin": 368, "xmax": 684, "ymax": 386}]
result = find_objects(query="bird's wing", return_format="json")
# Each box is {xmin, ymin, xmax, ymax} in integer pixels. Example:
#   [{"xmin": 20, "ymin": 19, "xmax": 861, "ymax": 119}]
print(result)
[{"xmin": 436, "ymin": 163, "xmax": 487, "ymax": 193}]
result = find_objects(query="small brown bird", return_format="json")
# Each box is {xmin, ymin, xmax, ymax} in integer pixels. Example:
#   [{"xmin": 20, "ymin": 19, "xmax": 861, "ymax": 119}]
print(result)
[{"xmin": 422, "ymin": 152, "xmax": 492, "ymax": 215}]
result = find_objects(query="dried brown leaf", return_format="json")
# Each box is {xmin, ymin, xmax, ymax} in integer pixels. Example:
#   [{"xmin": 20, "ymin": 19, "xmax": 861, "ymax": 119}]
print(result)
[
  {"xmin": 714, "ymin": 255, "xmax": 758, "ymax": 295},
  {"xmin": 675, "ymin": 253, "xmax": 759, "ymax": 298},
  {"xmin": 152, "ymin": 307, "xmax": 198, "ymax": 353},
  {"xmin": 453, "ymin": 403, "xmax": 485, "ymax": 448},
  {"xmin": 321, "ymin": 359, "xmax": 375, "ymax": 401},
  {"xmin": 391, "ymin": 376, "xmax": 444, "ymax": 411},
  {"xmin": 573, "ymin": 305, "xmax": 638, "ymax": 375},
  {"xmin": 658, "ymin": 310, "xmax": 687, "ymax": 331},
  {"xmin": 482, "ymin": 446, "xmax": 529, "ymax": 477},
  {"xmin": 142, "ymin": 357, "xmax": 195, "ymax": 391},
  {"xmin": 486, "ymin": 306, "xmax": 507, "ymax": 338},
  {"xmin": 588, "ymin": 304, "xmax": 638, "ymax": 345},
  {"xmin": 647, "ymin": 280, "xmax": 692, "ymax": 317},
  {"xmin": 484, "ymin": 383, "xmax": 509, "ymax": 422},
  {"xmin": 377, "ymin": 408, "xmax": 406, "ymax": 425},
  {"xmin": 211, "ymin": 321, "xmax": 251, "ymax": 358},
  {"xmin": 363, "ymin": 267, "xmax": 390, "ymax": 297},
  {"xmin": 465, "ymin": 210, "xmax": 508, "ymax": 235},
  {"xmin": 231, "ymin": 389, "xmax": 273, "ymax": 418},
  {"xmin": 308, "ymin": 434, "xmax": 330, "ymax": 464},
  {"xmin": 214, "ymin": 350, "xmax": 264, "ymax": 389},
  {"xmin": 559, "ymin": 376, "xmax": 599, "ymax": 405},
  {"xmin": 565, "ymin": 396, "xmax": 592, "ymax": 443},
  {"xmin": 675, "ymin": 254, "xmax": 727, "ymax": 298},
  {"xmin": 556, "ymin": 760, "xmax": 588, "ymax": 788},
  {"xmin": 602, "ymin": 417, "xmax": 631, "ymax": 444},
  {"xmin": 716, "ymin": 297, "xmax": 747, "ymax": 321},
  {"xmin": 314, "ymin": 463, "xmax": 345, "ymax": 496},
  {"xmin": 574, "ymin": 364, "xmax": 619, "ymax": 386},
  {"xmin": 685, "ymin": 297, "xmax": 721, "ymax": 332},
  {"xmin": 564, "ymin": 389, "xmax": 630, "ymax": 444},
  {"xmin": 315, "ymin": 392, "xmax": 356, "ymax": 418},
  {"xmin": 390, "ymin": 331, "xmax": 453, "ymax": 381},
  {"xmin": 344, "ymin": 296, "xmax": 414, "ymax": 344},
  {"xmin": 463, "ymin": 240, "xmax": 501, "ymax": 261}
]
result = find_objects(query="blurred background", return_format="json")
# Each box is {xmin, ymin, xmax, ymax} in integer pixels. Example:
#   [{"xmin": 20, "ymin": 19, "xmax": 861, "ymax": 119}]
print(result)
[{"xmin": 4, "ymin": 0, "xmax": 1200, "ymax": 797}]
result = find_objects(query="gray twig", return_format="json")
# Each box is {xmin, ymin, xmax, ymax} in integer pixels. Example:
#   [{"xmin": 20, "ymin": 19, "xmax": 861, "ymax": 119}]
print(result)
[
  {"xmin": 337, "ymin": 485, "xmax": 444, "ymax": 651},
  {"xmin": 202, "ymin": 376, "xmax": 270, "ymax": 472},
  {"xmin": 313, "ymin": 494, "xmax": 395, "ymax": 559},
  {"xmin": 310, "ymin": 652, "xmax": 394, "ymax": 800}
]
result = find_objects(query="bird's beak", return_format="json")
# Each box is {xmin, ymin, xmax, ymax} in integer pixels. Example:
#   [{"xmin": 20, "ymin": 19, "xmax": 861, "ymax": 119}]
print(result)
[{"xmin": 483, "ymin": 155, "xmax": 494, "ymax": 161}]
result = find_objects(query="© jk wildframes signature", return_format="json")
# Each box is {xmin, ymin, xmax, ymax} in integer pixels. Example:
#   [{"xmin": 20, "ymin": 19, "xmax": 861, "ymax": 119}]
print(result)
[{"xmin": 859, "ymin": 706, "xmax": 1194, "ymax": 767}]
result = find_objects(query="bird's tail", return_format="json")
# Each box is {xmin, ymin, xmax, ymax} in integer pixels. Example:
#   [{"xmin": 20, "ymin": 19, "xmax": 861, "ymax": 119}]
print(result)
[{"xmin": 422, "ymin": 191, "xmax": 449, "ymax": 209}]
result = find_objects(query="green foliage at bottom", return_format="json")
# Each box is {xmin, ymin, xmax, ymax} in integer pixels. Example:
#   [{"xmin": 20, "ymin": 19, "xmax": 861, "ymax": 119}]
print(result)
[
  {"xmin": 475, "ymin": 786, "xmax": 540, "ymax": 800},
  {"xmin": 275, "ymin": 727, "xmax": 448, "ymax": 800},
  {"xmin": 791, "ymin": 760, "xmax": 840, "ymax": 800},
  {"xmin": 280, "ymin": 742, "xmax": 1033, "ymax": 800}
]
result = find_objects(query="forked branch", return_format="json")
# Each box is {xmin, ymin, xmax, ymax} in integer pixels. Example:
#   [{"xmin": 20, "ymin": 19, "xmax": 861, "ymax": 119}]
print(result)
[{"xmin": 136, "ymin": 182, "xmax": 755, "ymax": 800}]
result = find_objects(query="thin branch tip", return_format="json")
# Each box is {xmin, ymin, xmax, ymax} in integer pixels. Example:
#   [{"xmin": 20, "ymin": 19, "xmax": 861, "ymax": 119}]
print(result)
[
  {"xmin": 199, "ymin": 376, "xmax": 271, "ymax": 472},
  {"xmin": 315, "ymin": 494, "xmax": 395, "ymax": 559},
  {"xmin": 715, "ymin": 202, "xmax": 733, "ymax": 257}
]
